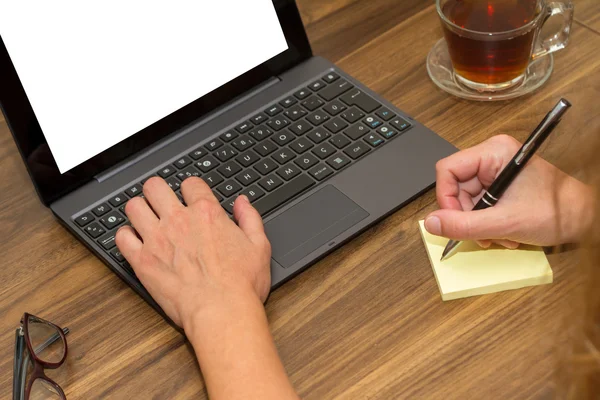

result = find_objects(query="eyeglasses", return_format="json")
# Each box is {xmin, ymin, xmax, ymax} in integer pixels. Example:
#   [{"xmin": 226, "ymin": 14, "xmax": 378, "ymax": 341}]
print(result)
[{"xmin": 13, "ymin": 313, "xmax": 70, "ymax": 400}]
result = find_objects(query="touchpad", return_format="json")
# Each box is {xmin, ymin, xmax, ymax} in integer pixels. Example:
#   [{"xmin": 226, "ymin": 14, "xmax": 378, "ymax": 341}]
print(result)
[{"xmin": 265, "ymin": 185, "xmax": 369, "ymax": 269}]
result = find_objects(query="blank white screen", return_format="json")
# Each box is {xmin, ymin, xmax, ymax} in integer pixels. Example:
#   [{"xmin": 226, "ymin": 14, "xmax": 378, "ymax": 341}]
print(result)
[{"xmin": 0, "ymin": 2, "xmax": 288, "ymax": 173}]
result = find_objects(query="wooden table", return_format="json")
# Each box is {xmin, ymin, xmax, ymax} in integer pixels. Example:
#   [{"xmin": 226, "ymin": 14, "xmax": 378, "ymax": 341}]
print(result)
[{"xmin": 1, "ymin": 1, "xmax": 599, "ymax": 398}]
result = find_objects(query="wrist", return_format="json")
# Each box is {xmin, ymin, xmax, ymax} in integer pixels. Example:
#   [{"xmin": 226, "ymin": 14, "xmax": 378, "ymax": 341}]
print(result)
[{"xmin": 559, "ymin": 177, "xmax": 595, "ymax": 244}]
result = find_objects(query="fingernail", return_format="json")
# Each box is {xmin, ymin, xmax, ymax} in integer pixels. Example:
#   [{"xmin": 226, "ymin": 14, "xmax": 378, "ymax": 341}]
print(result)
[
  {"xmin": 239, "ymin": 195, "xmax": 249, "ymax": 203},
  {"xmin": 425, "ymin": 216, "xmax": 441, "ymax": 235}
]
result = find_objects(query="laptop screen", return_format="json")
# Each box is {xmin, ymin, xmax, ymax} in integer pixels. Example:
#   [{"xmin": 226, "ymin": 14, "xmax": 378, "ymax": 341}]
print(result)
[{"xmin": 0, "ymin": 2, "xmax": 288, "ymax": 174}]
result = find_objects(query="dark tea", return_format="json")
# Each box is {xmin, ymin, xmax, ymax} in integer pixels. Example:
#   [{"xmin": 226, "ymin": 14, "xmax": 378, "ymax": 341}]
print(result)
[{"xmin": 441, "ymin": 0, "xmax": 541, "ymax": 86}]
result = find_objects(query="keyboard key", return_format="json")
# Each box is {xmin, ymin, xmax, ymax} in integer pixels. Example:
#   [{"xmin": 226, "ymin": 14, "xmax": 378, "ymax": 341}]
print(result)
[
  {"xmin": 249, "ymin": 126, "xmax": 273, "ymax": 141},
  {"xmin": 235, "ymin": 121, "xmax": 252, "ymax": 134},
  {"xmin": 277, "ymin": 163, "xmax": 301, "ymax": 181},
  {"xmin": 330, "ymin": 134, "xmax": 351, "ymax": 149},
  {"xmin": 165, "ymin": 176, "xmax": 181, "ymax": 190},
  {"xmin": 376, "ymin": 107, "xmax": 396, "ymax": 121},
  {"xmin": 294, "ymin": 153, "xmax": 319, "ymax": 170},
  {"xmin": 294, "ymin": 88, "xmax": 311, "ymax": 100},
  {"xmin": 235, "ymin": 150, "xmax": 260, "ymax": 167},
  {"xmin": 85, "ymin": 222, "xmax": 106, "ymax": 238},
  {"xmin": 340, "ymin": 89, "xmax": 381, "ymax": 113},
  {"xmin": 258, "ymin": 174, "xmax": 284, "ymax": 192},
  {"xmin": 322, "ymin": 71, "xmax": 340, "ymax": 83},
  {"xmin": 306, "ymin": 110, "xmax": 330, "ymax": 126},
  {"xmin": 108, "ymin": 194, "xmax": 127, "ymax": 208},
  {"xmin": 377, "ymin": 125, "xmax": 398, "ymax": 139},
  {"xmin": 240, "ymin": 186, "xmax": 265, "ymax": 203},
  {"xmin": 222, "ymin": 198, "xmax": 236, "ymax": 214},
  {"xmin": 196, "ymin": 155, "xmax": 219, "ymax": 172},
  {"xmin": 323, "ymin": 117, "xmax": 348, "ymax": 133},
  {"xmin": 326, "ymin": 154, "xmax": 351, "ymax": 170},
  {"xmin": 231, "ymin": 136, "xmax": 255, "ymax": 152},
  {"xmin": 344, "ymin": 124, "xmax": 369, "ymax": 140},
  {"xmin": 284, "ymin": 105, "xmax": 308, "ymax": 121},
  {"xmin": 254, "ymin": 174, "xmax": 315, "ymax": 216},
  {"xmin": 390, "ymin": 117, "xmax": 412, "ymax": 131},
  {"xmin": 301, "ymin": 96, "xmax": 324, "ymax": 111},
  {"xmin": 99, "ymin": 211, "xmax": 126, "ymax": 230},
  {"xmin": 344, "ymin": 142, "xmax": 371, "ymax": 159},
  {"xmin": 110, "ymin": 248, "xmax": 126, "ymax": 263},
  {"xmin": 220, "ymin": 131, "xmax": 238, "ymax": 142},
  {"xmin": 288, "ymin": 120, "xmax": 313, "ymax": 136},
  {"xmin": 176, "ymin": 165, "xmax": 201, "ymax": 181},
  {"xmin": 364, "ymin": 133, "xmax": 385, "ymax": 147},
  {"xmin": 266, "ymin": 116, "xmax": 290, "ymax": 131},
  {"xmin": 92, "ymin": 203, "xmax": 111, "ymax": 217},
  {"xmin": 308, "ymin": 163, "xmax": 334, "ymax": 181},
  {"xmin": 205, "ymin": 138, "xmax": 224, "ymax": 151},
  {"xmin": 254, "ymin": 139, "xmax": 277, "ymax": 157},
  {"xmin": 323, "ymin": 100, "xmax": 347, "ymax": 116},
  {"xmin": 254, "ymin": 158, "xmax": 279, "ymax": 175},
  {"xmin": 307, "ymin": 128, "xmax": 331, "ymax": 144},
  {"xmin": 214, "ymin": 146, "xmax": 238, "ymax": 162},
  {"xmin": 272, "ymin": 131, "xmax": 295, "ymax": 146},
  {"xmin": 202, "ymin": 171, "xmax": 224, "ymax": 188},
  {"xmin": 217, "ymin": 180, "xmax": 242, "ymax": 198},
  {"xmin": 265, "ymin": 104, "xmax": 283, "ymax": 116},
  {"xmin": 74, "ymin": 212, "xmax": 94, "ymax": 227},
  {"xmin": 312, "ymin": 143, "xmax": 336, "ymax": 159},
  {"xmin": 97, "ymin": 231, "xmax": 117, "ymax": 250},
  {"xmin": 341, "ymin": 108, "xmax": 365, "ymax": 123},
  {"xmin": 125, "ymin": 184, "xmax": 143, "ymax": 197},
  {"xmin": 251, "ymin": 113, "xmax": 268, "ymax": 125},
  {"xmin": 188, "ymin": 147, "xmax": 206, "ymax": 160},
  {"xmin": 318, "ymin": 79, "xmax": 353, "ymax": 101},
  {"xmin": 279, "ymin": 97, "xmax": 297, "ymax": 108},
  {"xmin": 272, "ymin": 148, "xmax": 296, "ymax": 165},
  {"xmin": 235, "ymin": 169, "xmax": 261, "ymax": 186},
  {"xmin": 363, "ymin": 115, "xmax": 383, "ymax": 129},
  {"xmin": 157, "ymin": 166, "xmax": 176, "ymax": 178},
  {"xmin": 309, "ymin": 80, "xmax": 326, "ymax": 91},
  {"xmin": 218, "ymin": 160, "xmax": 242, "ymax": 178},
  {"xmin": 173, "ymin": 156, "xmax": 192, "ymax": 169},
  {"xmin": 289, "ymin": 137, "xmax": 314, "ymax": 154}
]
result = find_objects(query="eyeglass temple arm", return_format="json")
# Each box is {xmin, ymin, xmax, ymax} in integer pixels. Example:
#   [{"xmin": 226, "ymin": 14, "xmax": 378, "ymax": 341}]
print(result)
[
  {"xmin": 13, "ymin": 330, "xmax": 24, "ymax": 400},
  {"xmin": 34, "ymin": 327, "xmax": 70, "ymax": 355}
]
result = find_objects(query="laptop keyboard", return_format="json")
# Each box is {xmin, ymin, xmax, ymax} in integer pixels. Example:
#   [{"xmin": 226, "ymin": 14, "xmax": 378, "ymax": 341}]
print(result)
[{"xmin": 72, "ymin": 70, "xmax": 413, "ymax": 276}]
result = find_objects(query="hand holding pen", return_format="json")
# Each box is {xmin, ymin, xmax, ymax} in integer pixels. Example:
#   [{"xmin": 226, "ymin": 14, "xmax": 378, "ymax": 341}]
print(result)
[{"xmin": 423, "ymin": 99, "xmax": 592, "ymax": 258}]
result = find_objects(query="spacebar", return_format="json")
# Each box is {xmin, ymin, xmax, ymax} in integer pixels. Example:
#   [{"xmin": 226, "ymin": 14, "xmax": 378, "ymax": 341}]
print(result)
[{"xmin": 254, "ymin": 174, "xmax": 315, "ymax": 216}]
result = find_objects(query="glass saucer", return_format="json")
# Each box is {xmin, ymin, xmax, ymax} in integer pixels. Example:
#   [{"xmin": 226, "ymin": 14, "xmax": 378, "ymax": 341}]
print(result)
[{"xmin": 426, "ymin": 38, "xmax": 554, "ymax": 101}]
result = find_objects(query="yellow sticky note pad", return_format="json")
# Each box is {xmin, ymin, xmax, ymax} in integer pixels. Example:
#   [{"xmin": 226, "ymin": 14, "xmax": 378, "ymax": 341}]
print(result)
[{"xmin": 418, "ymin": 220, "xmax": 553, "ymax": 301}]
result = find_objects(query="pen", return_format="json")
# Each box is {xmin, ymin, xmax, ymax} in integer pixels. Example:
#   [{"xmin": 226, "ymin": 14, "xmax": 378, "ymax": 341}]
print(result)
[{"xmin": 440, "ymin": 98, "xmax": 572, "ymax": 261}]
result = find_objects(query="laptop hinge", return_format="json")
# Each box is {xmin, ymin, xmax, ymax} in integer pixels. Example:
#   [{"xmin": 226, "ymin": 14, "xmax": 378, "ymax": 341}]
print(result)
[{"xmin": 95, "ymin": 76, "xmax": 281, "ymax": 183}]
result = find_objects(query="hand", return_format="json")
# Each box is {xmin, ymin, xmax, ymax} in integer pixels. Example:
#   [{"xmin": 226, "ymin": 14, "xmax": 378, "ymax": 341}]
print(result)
[
  {"xmin": 115, "ymin": 177, "xmax": 272, "ymax": 329},
  {"xmin": 424, "ymin": 135, "xmax": 593, "ymax": 248}
]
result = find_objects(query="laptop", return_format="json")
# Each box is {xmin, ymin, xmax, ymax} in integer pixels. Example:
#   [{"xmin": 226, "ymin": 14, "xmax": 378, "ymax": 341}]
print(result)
[{"xmin": 0, "ymin": 1, "xmax": 456, "ymax": 324}]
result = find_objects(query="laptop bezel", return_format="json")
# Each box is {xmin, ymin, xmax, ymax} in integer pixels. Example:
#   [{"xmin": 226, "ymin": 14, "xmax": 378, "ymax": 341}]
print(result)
[{"xmin": 0, "ymin": 0, "xmax": 312, "ymax": 206}]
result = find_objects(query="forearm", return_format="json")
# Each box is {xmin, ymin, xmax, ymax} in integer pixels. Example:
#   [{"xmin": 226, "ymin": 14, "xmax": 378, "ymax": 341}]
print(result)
[{"xmin": 184, "ymin": 291, "xmax": 298, "ymax": 400}]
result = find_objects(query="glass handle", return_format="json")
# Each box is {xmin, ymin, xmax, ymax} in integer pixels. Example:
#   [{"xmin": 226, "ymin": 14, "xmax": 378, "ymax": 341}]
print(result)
[{"xmin": 532, "ymin": 1, "xmax": 574, "ymax": 59}]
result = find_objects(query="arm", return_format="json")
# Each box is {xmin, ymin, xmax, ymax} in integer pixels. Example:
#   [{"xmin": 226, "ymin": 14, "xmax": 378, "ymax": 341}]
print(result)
[{"xmin": 115, "ymin": 177, "xmax": 297, "ymax": 400}]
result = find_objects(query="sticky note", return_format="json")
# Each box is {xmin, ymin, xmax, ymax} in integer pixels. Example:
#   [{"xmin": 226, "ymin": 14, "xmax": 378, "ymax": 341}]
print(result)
[{"xmin": 418, "ymin": 220, "xmax": 553, "ymax": 301}]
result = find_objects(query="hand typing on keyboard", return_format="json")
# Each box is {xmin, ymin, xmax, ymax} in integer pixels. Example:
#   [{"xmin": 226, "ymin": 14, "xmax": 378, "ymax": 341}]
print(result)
[{"xmin": 115, "ymin": 176, "xmax": 272, "ymax": 328}]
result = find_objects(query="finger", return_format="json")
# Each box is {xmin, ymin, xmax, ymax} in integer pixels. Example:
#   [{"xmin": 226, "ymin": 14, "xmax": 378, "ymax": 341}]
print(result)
[
  {"xmin": 493, "ymin": 239, "xmax": 520, "ymax": 249},
  {"xmin": 424, "ymin": 207, "xmax": 512, "ymax": 241},
  {"xmin": 458, "ymin": 190, "xmax": 475, "ymax": 212},
  {"xmin": 143, "ymin": 177, "xmax": 183, "ymax": 218},
  {"xmin": 476, "ymin": 240, "xmax": 492, "ymax": 248},
  {"xmin": 233, "ymin": 195, "xmax": 268, "ymax": 247},
  {"xmin": 124, "ymin": 196, "xmax": 159, "ymax": 239},
  {"xmin": 181, "ymin": 177, "xmax": 219, "ymax": 206},
  {"xmin": 115, "ymin": 225, "xmax": 143, "ymax": 264}
]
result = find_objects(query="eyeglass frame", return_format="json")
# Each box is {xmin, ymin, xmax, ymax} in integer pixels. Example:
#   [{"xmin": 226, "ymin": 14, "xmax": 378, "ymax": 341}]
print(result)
[{"xmin": 13, "ymin": 313, "xmax": 69, "ymax": 400}]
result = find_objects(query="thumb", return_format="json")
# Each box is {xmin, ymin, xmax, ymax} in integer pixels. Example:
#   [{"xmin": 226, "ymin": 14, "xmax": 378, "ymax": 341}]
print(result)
[
  {"xmin": 424, "ymin": 208, "xmax": 511, "ymax": 241},
  {"xmin": 233, "ymin": 195, "xmax": 267, "ymax": 246}
]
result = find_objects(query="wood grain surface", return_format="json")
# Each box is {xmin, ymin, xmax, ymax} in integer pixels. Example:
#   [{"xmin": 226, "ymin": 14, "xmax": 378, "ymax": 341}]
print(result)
[{"xmin": 1, "ymin": 1, "xmax": 599, "ymax": 399}]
